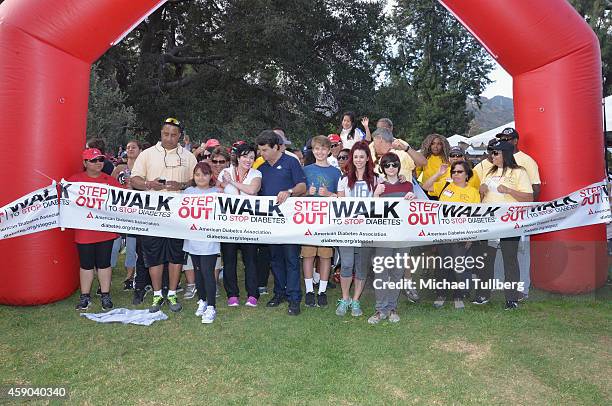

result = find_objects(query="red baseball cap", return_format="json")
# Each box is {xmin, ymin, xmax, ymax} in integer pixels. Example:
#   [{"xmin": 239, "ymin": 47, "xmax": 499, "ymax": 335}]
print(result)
[
  {"xmin": 82, "ymin": 148, "xmax": 103, "ymax": 160},
  {"xmin": 328, "ymin": 134, "xmax": 341, "ymax": 143},
  {"xmin": 204, "ymin": 139, "xmax": 221, "ymax": 148}
]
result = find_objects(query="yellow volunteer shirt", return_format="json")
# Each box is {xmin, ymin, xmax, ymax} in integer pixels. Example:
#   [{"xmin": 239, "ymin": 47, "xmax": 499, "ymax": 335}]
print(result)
[
  {"xmin": 473, "ymin": 158, "xmax": 493, "ymax": 181},
  {"xmin": 431, "ymin": 168, "xmax": 481, "ymax": 198},
  {"xmin": 253, "ymin": 156, "xmax": 265, "ymax": 169},
  {"xmin": 417, "ymin": 155, "xmax": 445, "ymax": 193},
  {"xmin": 369, "ymin": 144, "xmax": 416, "ymax": 182},
  {"xmin": 514, "ymin": 150, "xmax": 541, "ymax": 184},
  {"xmin": 438, "ymin": 183, "xmax": 481, "ymax": 204},
  {"xmin": 131, "ymin": 142, "xmax": 197, "ymax": 191},
  {"xmin": 482, "ymin": 167, "xmax": 533, "ymax": 203}
]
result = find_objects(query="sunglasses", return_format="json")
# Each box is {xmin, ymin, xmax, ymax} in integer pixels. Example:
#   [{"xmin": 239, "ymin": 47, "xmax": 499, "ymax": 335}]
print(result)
[
  {"xmin": 331, "ymin": 143, "xmax": 340, "ymax": 148},
  {"xmin": 496, "ymin": 136, "xmax": 513, "ymax": 141},
  {"xmin": 337, "ymin": 155, "xmax": 349, "ymax": 161},
  {"xmin": 211, "ymin": 159, "xmax": 227, "ymax": 165},
  {"xmin": 202, "ymin": 153, "xmax": 211, "ymax": 159},
  {"xmin": 164, "ymin": 117, "xmax": 181, "ymax": 127},
  {"xmin": 87, "ymin": 157, "xmax": 105, "ymax": 163},
  {"xmin": 451, "ymin": 170, "xmax": 465, "ymax": 174},
  {"xmin": 449, "ymin": 153, "xmax": 463, "ymax": 158},
  {"xmin": 491, "ymin": 150, "xmax": 502, "ymax": 156},
  {"xmin": 382, "ymin": 162, "xmax": 400, "ymax": 169}
]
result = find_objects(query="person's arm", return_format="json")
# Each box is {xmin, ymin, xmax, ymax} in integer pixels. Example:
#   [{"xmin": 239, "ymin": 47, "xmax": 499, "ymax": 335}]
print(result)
[
  {"xmin": 276, "ymin": 182, "xmax": 306, "ymax": 204},
  {"xmin": 130, "ymin": 176, "xmax": 165, "ymax": 191},
  {"xmin": 361, "ymin": 117, "xmax": 371, "ymax": 142},
  {"xmin": 422, "ymin": 165, "xmax": 448, "ymax": 192},
  {"xmin": 497, "ymin": 185, "xmax": 533, "ymax": 202},
  {"xmin": 230, "ymin": 177, "xmax": 261, "ymax": 195},
  {"xmin": 532, "ymin": 184, "xmax": 541, "ymax": 201}
]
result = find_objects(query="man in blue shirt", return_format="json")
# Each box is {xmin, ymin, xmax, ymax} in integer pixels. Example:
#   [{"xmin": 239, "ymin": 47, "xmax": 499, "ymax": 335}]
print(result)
[{"xmin": 256, "ymin": 130, "xmax": 307, "ymax": 315}]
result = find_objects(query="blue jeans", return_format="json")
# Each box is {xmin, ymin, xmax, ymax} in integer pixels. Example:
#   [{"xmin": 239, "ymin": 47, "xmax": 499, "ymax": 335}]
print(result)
[
  {"xmin": 111, "ymin": 236, "xmax": 137, "ymax": 268},
  {"xmin": 269, "ymin": 244, "xmax": 302, "ymax": 302}
]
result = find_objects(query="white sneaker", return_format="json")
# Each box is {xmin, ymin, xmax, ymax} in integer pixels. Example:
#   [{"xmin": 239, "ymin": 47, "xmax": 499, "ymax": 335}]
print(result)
[
  {"xmin": 195, "ymin": 299, "xmax": 207, "ymax": 316},
  {"xmin": 201, "ymin": 306, "xmax": 216, "ymax": 324},
  {"xmin": 184, "ymin": 283, "xmax": 196, "ymax": 300}
]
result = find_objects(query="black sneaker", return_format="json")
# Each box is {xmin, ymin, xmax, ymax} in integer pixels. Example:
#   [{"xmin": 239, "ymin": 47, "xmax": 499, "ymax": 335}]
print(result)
[
  {"xmin": 96, "ymin": 287, "xmax": 102, "ymax": 296},
  {"xmin": 266, "ymin": 295, "xmax": 286, "ymax": 307},
  {"xmin": 123, "ymin": 279, "xmax": 134, "ymax": 291},
  {"xmin": 75, "ymin": 294, "xmax": 91, "ymax": 310},
  {"xmin": 504, "ymin": 300, "xmax": 519, "ymax": 310},
  {"xmin": 471, "ymin": 296, "xmax": 489, "ymax": 305},
  {"xmin": 304, "ymin": 292, "xmax": 316, "ymax": 307},
  {"xmin": 132, "ymin": 288, "xmax": 147, "ymax": 305},
  {"xmin": 288, "ymin": 301, "xmax": 301, "ymax": 316},
  {"xmin": 101, "ymin": 293, "xmax": 113, "ymax": 310},
  {"xmin": 317, "ymin": 292, "xmax": 328, "ymax": 307}
]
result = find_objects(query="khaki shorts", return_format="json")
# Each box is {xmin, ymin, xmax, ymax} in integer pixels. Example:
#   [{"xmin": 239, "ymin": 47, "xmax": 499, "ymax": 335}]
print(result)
[{"xmin": 301, "ymin": 245, "xmax": 333, "ymax": 259}]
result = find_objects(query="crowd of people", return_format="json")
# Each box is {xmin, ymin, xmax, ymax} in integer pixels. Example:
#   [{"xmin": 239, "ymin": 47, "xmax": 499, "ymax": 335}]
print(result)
[{"xmin": 70, "ymin": 112, "xmax": 541, "ymax": 324}]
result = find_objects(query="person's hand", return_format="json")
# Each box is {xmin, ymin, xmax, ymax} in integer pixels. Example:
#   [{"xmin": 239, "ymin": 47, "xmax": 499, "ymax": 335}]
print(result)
[
  {"xmin": 308, "ymin": 184, "xmax": 317, "ymax": 196},
  {"xmin": 164, "ymin": 180, "xmax": 182, "ymax": 192},
  {"xmin": 479, "ymin": 184, "xmax": 489, "ymax": 195},
  {"xmin": 438, "ymin": 164, "xmax": 449, "ymax": 176},
  {"xmin": 361, "ymin": 116, "xmax": 369, "ymax": 128},
  {"xmin": 148, "ymin": 178, "xmax": 166, "ymax": 191},
  {"xmin": 398, "ymin": 175, "xmax": 407, "ymax": 183},
  {"xmin": 404, "ymin": 192, "xmax": 416, "ymax": 200},
  {"xmin": 392, "ymin": 138, "xmax": 408, "ymax": 150},
  {"xmin": 222, "ymin": 172, "xmax": 232, "ymax": 184},
  {"xmin": 184, "ymin": 134, "xmax": 190, "ymax": 143},
  {"xmin": 374, "ymin": 184, "xmax": 385, "ymax": 197},
  {"xmin": 497, "ymin": 184, "xmax": 509, "ymax": 194},
  {"xmin": 318, "ymin": 185, "xmax": 329, "ymax": 196},
  {"xmin": 276, "ymin": 191, "xmax": 290, "ymax": 204},
  {"xmin": 193, "ymin": 146, "xmax": 204, "ymax": 157}
]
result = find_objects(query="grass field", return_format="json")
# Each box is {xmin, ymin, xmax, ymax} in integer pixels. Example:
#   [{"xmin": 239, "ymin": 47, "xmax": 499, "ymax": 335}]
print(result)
[{"xmin": 0, "ymin": 261, "xmax": 610, "ymax": 405}]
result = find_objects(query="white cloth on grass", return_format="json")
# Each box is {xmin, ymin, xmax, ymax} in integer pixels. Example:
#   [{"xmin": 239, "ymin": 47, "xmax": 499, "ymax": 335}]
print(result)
[{"xmin": 80, "ymin": 308, "xmax": 168, "ymax": 326}]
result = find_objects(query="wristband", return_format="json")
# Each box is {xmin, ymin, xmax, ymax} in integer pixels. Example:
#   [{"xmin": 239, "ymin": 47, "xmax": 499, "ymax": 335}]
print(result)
[{"xmin": 405, "ymin": 144, "xmax": 412, "ymax": 152}]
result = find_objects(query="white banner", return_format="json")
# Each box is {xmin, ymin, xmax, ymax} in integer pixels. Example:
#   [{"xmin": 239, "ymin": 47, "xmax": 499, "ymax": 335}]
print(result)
[
  {"xmin": 0, "ymin": 182, "xmax": 60, "ymax": 239},
  {"xmin": 55, "ymin": 180, "xmax": 611, "ymax": 247}
]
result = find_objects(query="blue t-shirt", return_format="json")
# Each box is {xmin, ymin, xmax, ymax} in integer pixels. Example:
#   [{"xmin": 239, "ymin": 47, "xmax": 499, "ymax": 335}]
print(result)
[
  {"xmin": 258, "ymin": 153, "xmax": 306, "ymax": 196},
  {"xmin": 304, "ymin": 164, "xmax": 342, "ymax": 196}
]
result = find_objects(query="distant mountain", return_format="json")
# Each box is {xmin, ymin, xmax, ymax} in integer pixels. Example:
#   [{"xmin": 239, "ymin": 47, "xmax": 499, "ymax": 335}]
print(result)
[{"xmin": 467, "ymin": 96, "xmax": 514, "ymax": 135}]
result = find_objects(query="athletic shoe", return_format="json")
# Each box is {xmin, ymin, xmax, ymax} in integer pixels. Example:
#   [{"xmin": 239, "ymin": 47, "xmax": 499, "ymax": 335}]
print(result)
[
  {"xmin": 367, "ymin": 311, "xmax": 387, "ymax": 325},
  {"xmin": 195, "ymin": 299, "xmax": 207, "ymax": 316},
  {"xmin": 350, "ymin": 300, "xmax": 363, "ymax": 317},
  {"xmin": 132, "ymin": 289, "xmax": 146, "ymax": 305},
  {"xmin": 335, "ymin": 298, "xmax": 351, "ymax": 316},
  {"xmin": 101, "ymin": 293, "xmax": 113, "ymax": 310},
  {"xmin": 149, "ymin": 295, "xmax": 164, "ymax": 313},
  {"xmin": 167, "ymin": 295, "xmax": 182, "ymax": 312},
  {"xmin": 266, "ymin": 295, "xmax": 286, "ymax": 307},
  {"xmin": 304, "ymin": 292, "xmax": 316, "ymax": 307},
  {"xmin": 75, "ymin": 294, "xmax": 91, "ymax": 311},
  {"xmin": 518, "ymin": 292, "xmax": 528, "ymax": 302},
  {"xmin": 175, "ymin": 285, "xmax": 184, "ymax": 293},
  {"xmin": 96, "ymin": 286, "xmax": 102, "ymax": 296},
  {"xmin": 123, "ymin": 279, "xmax": 134, "ymax": 291},
  {"xmin": 504, "ymin": 300, "xmax": 519, "ymax": 310},
  {"xmin": 201, "ymin": 306, "xmax": 216, "ymax": 324},
  {"xmin": 433, "ymin": 296, "xmax": 445, "ymax": 308},
  {"xmin": 404, "ymin": 287, "xmax": 420, "ymax": 303},
  {"xmin": 258, "ymin": 287, "xmax": 269, "ymax": 295},
  {"xmin": 183, "ymin": 284, "xmax": 196, "ymax": 300},
  {"xmin": 245, "ymin": 296, "xmax": 258, "ymax": 307},
  {"xmin": 317, "ymin": 292, "xmax": 328, "ymax": 307},
  {"xmin": 288, "ymin": 301, "xmax": 301, "ymax": 316},
  {"xmin": 471, "ymin": 296, "xmax": 489, "ymax": 305},
  {"xmin": 388, "ymin": 310, "xmax": 400, "ymax": 323},
  {"xmin": 227, "ymin": 296, "xmax": 239, "ymax": 307},
  {"xmin": 454, "ymin": 298, "xmax": 465, "ymax": 310}
]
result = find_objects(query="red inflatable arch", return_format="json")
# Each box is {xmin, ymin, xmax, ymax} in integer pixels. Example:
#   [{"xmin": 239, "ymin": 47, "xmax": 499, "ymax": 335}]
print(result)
[{"xmin": 0, "ymin": 0, "xmax": 604, "ymax": 305}]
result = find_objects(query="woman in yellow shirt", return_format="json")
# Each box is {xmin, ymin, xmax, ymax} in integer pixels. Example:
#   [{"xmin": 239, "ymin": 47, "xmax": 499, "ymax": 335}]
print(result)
[
  {"xmin": 422, "ymin": 146, "xmax": 480, "ymax": 198},
  {"xmin": 475, "ymin": 141, "xmax": 533, "ymax": 310},
  {"xmin": 417, "ymin": 134, "xmax": 450, "ymax": 199},
  {"xmin": 434, "ymin": 161, "xmax": 480, "ymax": 310}
]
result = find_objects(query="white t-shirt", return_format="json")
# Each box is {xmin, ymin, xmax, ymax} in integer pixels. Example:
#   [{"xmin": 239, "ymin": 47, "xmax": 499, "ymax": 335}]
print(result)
[
  {"xmin": 182, "ymin": 186, "xmax": 221, "ymax": 255},
  {"xmin": 337, "ymin": 176, "xmax": 379, "ymax": 197},
  {"xmin": 219, "ymin": 166, "xmax": 262, "ymax": 195},
  {"xmin": 340, "ymin": 128, "xmax": 365, "ymax": 150}
]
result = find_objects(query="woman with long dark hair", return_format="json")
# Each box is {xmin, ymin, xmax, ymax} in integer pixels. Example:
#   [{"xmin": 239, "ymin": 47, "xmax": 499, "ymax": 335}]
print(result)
[{"xmin": 338, "ymin": 111, "xmax": 366, "ymax": 150}]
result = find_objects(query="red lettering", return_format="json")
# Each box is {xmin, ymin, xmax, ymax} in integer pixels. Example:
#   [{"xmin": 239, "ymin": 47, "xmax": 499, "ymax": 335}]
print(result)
[
  {"xmin": 178, "ymin": 206, "xmax": 212, "ymax": 219},
  {"xmin": 78, "ymin": 185, "xmax": 108, "ymax": 197},
  {"xmin": 407, "ymin": 213, "xmax": 437, "ymax": 225},
  {"xmin": 293, "ymin": 212, "xmax": 325, "ymax": 224}
]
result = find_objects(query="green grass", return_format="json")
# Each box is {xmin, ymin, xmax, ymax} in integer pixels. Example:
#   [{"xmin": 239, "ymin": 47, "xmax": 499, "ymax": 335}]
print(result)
[{"xmin": 0, "ymin": 262, "xmax": 610, "ymax": 405}]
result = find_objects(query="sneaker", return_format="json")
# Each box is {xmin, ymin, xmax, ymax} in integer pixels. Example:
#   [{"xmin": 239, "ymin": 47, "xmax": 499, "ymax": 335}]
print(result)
[
  {"xmin": 175, "ymin": 285, "xmax": 184, "ymax": 293},
  {"xmin": 504, "ymin": 300, "xmax": 519, "ymax": 310},
  {"xmin": 317, "ymin": 292, "xmax": 328, "ymax": 307},
  {"xmin": 388, "ymin": 310, "xmax": 400, "ymax": 323},
  {"xmin": 367, "ymin": 311, "xmax": 387, "ymax": 325},
  {"xmin": 471, "ymin": 296, "xmax": 489, "ymax": 305},
  {"xmin": 405, "ymin": 287, "xmax": 420, "ymax": 303},
  {"xmin": 518, "ymin": 292, "xmax": 528, "ymax": 302},
  {"xmin": 454, "ymin": 298, "xmax": 465, "ymax": 310},
  {"xmin": 245, "ymin": 296, "xmax": 258, "ymax": 307},
  {"xmin": 201, "ymin": 306, "xmax": 216, "ymax": 324},
  {"xmin": 433, "ymin": 296, "xmax": 446, "ymax": 308},
  {"xmin": 304, "ymin": 292, "xmax": 316, "ymax": 307},
  {"xmin": 123, "ymin": 279, "xmax": 134, "ymax": 291},
  {"xmin": 258, "ymin": 287, "xmax": 269, "ymax": 295},
  {"xmin": 101, "ymin": 293, "xmax": 113, "ymax": 310},
  {"xmin": 167, "ymin": 294, "xmax": 182, "ymax": 312},
  {"xmin": 350, "ymin": 300, "xmax": 363, "ymax": 317},
  {"xmin": 288, "ymin": 301, "xmax": 301, "ymax": 316},
  {"xmin": 335, "ymin": 298, "xmax": 351, "ymax": 316},
  {"xmin": 96, "ymin": 286, "xmax": 102, "ymax": 296},
  {"xmin": 266, "ymin": 295, "xmax": 286, "ymax": 307},
  {"xmin": 132, "ymin": 288, "xmax": 146, "ymax": 305},
  {"xmin": 75, "ymin": 294, "xmax": 91, "ymax": 311},
  {"xmin": 227, "ymin": 296, "xmax": 239, "ymax": 307},
  {"xmin": 149, "ymin": 295, "xmax": 164, "ymax": 313},
  {"xmin": 183, "ymin": 283, "xmax": 196, "ymax": 300},
  {"xmin": 195, "ymin": 299, "xmax": 207, "ymax": 316}
]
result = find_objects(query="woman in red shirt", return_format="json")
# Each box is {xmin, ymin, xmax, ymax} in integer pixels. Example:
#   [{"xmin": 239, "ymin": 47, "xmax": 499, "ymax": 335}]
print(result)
[{"xmin": 68, "ymin": 148, "xmax": 121, "ymax": 311}]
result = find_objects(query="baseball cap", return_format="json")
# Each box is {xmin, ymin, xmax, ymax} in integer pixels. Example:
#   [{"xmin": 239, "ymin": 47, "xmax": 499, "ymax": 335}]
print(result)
[
  {"xmin": 496, "ymin": 127, "xmax": 519, "ymax": 139},
  {"xmin": 278, "ymin": 133, "xmax": 292, "ymax": 146},
  {"xmin": 449, "ymin": 146, "xmax": 464, "ymax": 155},
  {"xmin": 328, "ymin": 134, "xmax": 341, "ymax": 143},
  {"xmin": 204, "ymin": 138, "xmax": 220, "ymax": 148},
  {"xmin": 82, "ymin": 148, "xmax": 103, "ymax": 160},
  {"xmin": 489, "ymin": 140, "xmax": 514, "ymax": 152}
]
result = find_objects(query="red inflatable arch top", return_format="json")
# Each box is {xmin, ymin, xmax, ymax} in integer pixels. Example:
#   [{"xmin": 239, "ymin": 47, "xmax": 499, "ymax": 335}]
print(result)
[{"xmin": 0, "ymin": 0, "xmax": 605, "ymax": 305}]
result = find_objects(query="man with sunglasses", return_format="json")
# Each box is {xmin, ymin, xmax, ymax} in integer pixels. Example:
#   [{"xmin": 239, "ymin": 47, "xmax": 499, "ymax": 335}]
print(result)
[
  {"xmin": 130, "ymin": 117, "xmax": 198, "ymax": 313},
  {"xmin": 327, "ymin": 134, "xmax": 342, "ymax": 168}
]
